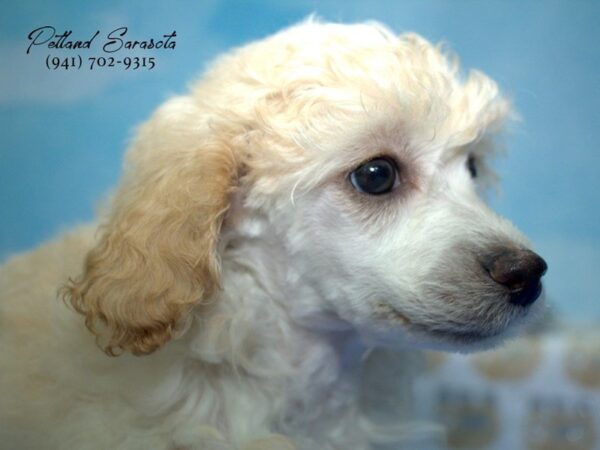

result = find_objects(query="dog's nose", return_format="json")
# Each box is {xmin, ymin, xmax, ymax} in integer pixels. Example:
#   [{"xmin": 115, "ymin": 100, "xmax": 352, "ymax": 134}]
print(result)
[{"xmin": 483, "ymin": 249, "xmax": 548, "ymax": 306}]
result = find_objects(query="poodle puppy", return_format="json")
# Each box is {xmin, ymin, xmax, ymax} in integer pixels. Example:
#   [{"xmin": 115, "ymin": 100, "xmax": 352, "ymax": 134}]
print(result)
[{"xmin": 0, "ymin": 20, "xmax": 547, "ymax": 450}]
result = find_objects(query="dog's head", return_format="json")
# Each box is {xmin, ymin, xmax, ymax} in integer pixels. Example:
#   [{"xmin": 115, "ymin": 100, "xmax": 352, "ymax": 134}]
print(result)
[{"xmin": 65, "ymin": 21, "xmax": 546, "ymax": 355}]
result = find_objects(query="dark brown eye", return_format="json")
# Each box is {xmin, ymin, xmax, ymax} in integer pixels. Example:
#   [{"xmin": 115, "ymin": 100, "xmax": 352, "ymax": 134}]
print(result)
[
  {"xmin": 349, "ymin": 157, "xmax": 398, "ymax": 195},
  {"xmin": 467, "ymin": 154, "xmax": 478, "ymax": 178}
]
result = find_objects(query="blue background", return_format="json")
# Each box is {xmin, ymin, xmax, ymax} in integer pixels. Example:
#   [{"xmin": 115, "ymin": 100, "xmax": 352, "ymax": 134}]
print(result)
[{"xmin": 1, "ymin": 0, "xmax": 598, "ymax": 320}]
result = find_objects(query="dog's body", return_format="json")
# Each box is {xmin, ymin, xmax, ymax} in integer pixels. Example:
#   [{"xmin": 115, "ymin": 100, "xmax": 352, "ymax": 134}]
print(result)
[
  {"xmin": 0, "ymin": 20, "xmax": 546, "ymax": 449},
  {"xmin": 1, "ymin": 226, "xmax": 375, "ymax": 449}
]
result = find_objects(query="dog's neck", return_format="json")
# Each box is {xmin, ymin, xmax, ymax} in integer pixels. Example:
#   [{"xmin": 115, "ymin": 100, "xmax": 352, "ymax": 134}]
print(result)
[
  {"xmin": 182, "ymin": 222, "xmax": 373, "ymax": 438},
  {"xmin": 191, "ymin": 234, "xmax": 368, "ymax": 380},
  {"xmin": 174, "ymin": 216, "xmax": 419, "ymax": 447}
]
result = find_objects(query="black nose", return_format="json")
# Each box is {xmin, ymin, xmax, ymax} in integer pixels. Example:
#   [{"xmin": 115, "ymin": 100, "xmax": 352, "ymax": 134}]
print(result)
[{"xmin": 483, "ymin": 249, "xmax": 548, "ymax": 307}]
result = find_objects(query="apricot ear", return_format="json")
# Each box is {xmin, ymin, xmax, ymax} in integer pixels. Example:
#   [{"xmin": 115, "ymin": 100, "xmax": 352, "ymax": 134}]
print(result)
[{"xmin": 63, "ymin": 97, "xmax": 237, "ymax": 355}]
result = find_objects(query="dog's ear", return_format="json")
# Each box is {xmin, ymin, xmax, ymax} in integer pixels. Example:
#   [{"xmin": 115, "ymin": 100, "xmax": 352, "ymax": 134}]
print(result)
[{"xmin": 63, "ymin": 97, "xmax": 237, "ymax": 356}]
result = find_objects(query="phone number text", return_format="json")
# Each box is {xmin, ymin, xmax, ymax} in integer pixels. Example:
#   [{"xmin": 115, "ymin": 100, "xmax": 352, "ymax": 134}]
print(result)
[{"xmin": 45, "ymin": 55, "xmax": 156, "ymax": 70}]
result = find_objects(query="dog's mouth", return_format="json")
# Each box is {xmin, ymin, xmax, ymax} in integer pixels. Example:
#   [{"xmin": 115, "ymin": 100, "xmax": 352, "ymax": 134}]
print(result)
[
  {"xmin": 373, "ymin": 301, "xmax": 533, "ymax": 349},
  {"xmin": 409, "ymin": 324, "xmax": 504, "ymax": 345},
  {"xmin": 374, "ymin": 304, "xmax": 412, "ymax": 325}
]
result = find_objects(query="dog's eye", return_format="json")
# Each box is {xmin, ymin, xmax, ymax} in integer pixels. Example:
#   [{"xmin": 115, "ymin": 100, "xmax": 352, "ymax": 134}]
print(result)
[
  {"xmin": 467, "ymin": 154, "xmax": 478, "ymax": 178},
  {"xmin": 349, "ymin": 157, "xmax": 398, "ymax": 195}
]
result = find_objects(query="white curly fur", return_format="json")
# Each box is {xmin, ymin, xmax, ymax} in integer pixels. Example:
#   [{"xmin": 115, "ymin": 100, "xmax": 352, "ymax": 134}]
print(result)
[{"xmin": 0, "ymin": 19, "xmax": 544, "ymax": 449}]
